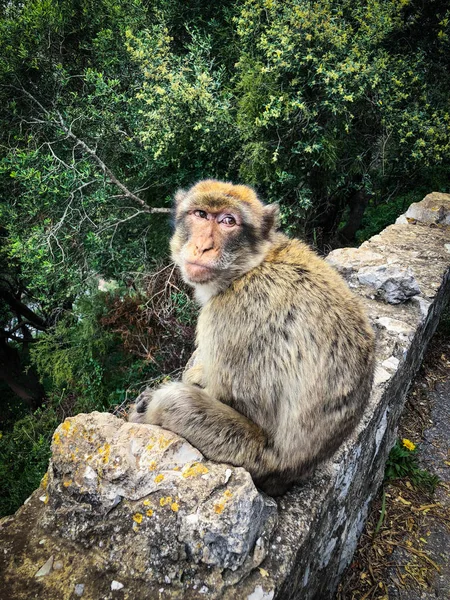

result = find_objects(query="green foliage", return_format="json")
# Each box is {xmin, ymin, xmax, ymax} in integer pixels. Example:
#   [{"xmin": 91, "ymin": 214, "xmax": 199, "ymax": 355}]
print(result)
[
  {"xmin": 31, "ymin": 291, "xmax": 121, "ymax": 409},
  {"xmin": 0, "ymin": 407, "xmax": 58, "ymax": 516},
  {"xmin": 126, "ymin": 26, "xmax": 238, "ymax": 183},
  {"xmin": 171, "ymin": 291, "xmax": 198, "ymax": 325},
  {"xmin": 30, "ymin": 285, "xmax": 196, "ymax": 413},
  {"xmin": 355, "ymin": 194, "xmax": 412, "ymax": 243},
  {"xmin": 234, "ymin": 0, "xmax": 450, "ymax": 232},
  {"xmin": 385, "ymin": 440, "xmax": 440, "ymax": 494}
]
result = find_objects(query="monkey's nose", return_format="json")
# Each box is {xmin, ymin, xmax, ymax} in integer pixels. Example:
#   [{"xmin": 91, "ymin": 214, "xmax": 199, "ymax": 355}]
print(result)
[{"xmin": 196, "ymin": 241, "xmax": 214, "ymax": 255}]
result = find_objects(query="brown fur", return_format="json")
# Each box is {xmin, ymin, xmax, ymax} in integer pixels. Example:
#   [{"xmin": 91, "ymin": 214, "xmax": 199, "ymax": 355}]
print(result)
[{"xmin": 129, "ymin": 180, "xmax": 375, "ymax": 496}]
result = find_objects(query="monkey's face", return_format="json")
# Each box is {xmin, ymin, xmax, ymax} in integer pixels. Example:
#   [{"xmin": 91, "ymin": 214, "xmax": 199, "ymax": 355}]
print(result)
[
  {"xmin": 172, "ymin": 203, "xmax": 254, "ymax": 285},
  {"xmin": 170, "ymin": 180, "xmax": 279, "ymax": 289},
  {"xmin": 178, "ymin": 207, "xmax": 244, "ymax": 283}
]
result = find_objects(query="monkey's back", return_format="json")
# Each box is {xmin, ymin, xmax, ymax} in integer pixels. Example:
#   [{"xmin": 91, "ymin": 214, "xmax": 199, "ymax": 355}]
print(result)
[{"xmin": 196, "ymin": 233, "xmax": 375, "ymax": 469}]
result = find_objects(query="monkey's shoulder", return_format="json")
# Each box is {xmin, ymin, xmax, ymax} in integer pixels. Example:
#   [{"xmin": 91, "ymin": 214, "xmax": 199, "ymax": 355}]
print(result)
[{"xmin": 232, "ymin": 235, "xmax": 348, "ymax": 297}]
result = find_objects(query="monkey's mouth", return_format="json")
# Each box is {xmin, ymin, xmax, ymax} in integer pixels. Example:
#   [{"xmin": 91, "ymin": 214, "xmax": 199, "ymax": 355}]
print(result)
[{"xmin": 184, "ymin": 262, "xmax": 217, "ymax": 282}]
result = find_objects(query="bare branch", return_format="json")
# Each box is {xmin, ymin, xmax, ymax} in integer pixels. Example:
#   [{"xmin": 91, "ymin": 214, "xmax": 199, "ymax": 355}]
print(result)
[
  {"xmin": 55, "ymin": 110, "xmax": 170, "ymax": 215},
  {"xmin": 9, "ymin": 85, "xmax": 171, "ymax": 215},
  {"xmin": 97, "ymin": 209, "xmax": 149, "ymax": 234}
]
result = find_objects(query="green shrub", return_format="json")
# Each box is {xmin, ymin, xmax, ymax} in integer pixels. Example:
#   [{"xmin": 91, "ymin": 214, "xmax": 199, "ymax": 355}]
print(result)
[{"xmin": 0, "ymin": 407, "xmax": 58, "ymax": 516}]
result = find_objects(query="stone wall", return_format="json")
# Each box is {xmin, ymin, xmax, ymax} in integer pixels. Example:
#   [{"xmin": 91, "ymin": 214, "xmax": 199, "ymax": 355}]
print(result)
[{"xmin": 1, "ymin": 193, "xmax": 449, "ymax": 600}]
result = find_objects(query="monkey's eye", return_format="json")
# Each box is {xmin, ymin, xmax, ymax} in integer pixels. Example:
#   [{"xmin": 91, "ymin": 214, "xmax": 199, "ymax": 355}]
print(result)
[
  {"xmin": 219, "ymin": 215, "xmax": 237, "ymax": 227},
  {"xmin": 193, "ymin": 210, "xmax": 208, "ymax": 219}
]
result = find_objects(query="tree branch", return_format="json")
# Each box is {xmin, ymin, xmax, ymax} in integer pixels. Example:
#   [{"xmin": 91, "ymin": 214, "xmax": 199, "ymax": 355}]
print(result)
[
  {"xmin": 10, "ymin": 85, "xmax": 171, "ymax": 215},
  {"xmin": 5, "ymin": 319, "xmax": 33, "ymax": 336},
  {"xmin": 56, "ymin": 111, "xmax": 172, "ymax": 214},
  {"xmin": 0, "ymin": 289, "xmax": 47, "ymax": 331}
]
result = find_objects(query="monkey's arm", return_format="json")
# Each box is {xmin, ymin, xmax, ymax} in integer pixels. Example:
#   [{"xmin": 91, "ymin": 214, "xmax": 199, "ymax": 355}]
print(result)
[{"xmin": 129, "ymin": 381, "xmax": 279, "ymax": 480}]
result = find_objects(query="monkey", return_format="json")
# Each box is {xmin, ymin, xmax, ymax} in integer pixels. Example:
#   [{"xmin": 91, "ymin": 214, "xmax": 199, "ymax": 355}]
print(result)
[{"xmin": 129, "ymin": 180, "xmax": 375, "ymax": 496}]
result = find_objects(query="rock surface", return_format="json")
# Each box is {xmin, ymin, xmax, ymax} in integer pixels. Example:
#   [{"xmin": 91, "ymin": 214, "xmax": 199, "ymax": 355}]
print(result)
[
  {"xmin": 356, "ymin": 265, "xmax": 421, "ymax": 304},
  {"xmin": 0, "ymin": 412, "xmax": 276, "ymax": 599},
  {"xmin": 1, "ymin": 192, "xmax": 449, "ymax": 600},
  {"xmin": 395, "ymin": 192, "xmax": 450, "ymax": 225}
]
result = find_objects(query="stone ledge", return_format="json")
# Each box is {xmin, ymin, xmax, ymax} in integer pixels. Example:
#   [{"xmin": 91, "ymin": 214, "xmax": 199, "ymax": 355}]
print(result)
[{"xmin": 1, "ymin": 193, "xmax": 449, "ymax": 600}]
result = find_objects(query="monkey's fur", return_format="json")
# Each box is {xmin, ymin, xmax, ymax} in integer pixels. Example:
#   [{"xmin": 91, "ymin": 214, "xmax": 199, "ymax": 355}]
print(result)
[{"xmin": 129, "ymin": 180, "xmax": 375, "ymax": 496}]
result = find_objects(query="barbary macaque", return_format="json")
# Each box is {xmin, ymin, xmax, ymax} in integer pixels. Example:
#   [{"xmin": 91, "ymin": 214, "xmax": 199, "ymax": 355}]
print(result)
[{"xmin": 129, "ymin": 180, "xmax": 375, "ymax": 496}]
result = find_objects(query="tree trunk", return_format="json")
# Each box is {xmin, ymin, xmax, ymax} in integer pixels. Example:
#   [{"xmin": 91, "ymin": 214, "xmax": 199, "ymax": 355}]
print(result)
[
  {"xmin": 339, "ymin": 189, "xmax": 370, "ymax": 243},
  {"xmin": 0, "ymin": 336, "xmax": 45, "ymax": 409}
]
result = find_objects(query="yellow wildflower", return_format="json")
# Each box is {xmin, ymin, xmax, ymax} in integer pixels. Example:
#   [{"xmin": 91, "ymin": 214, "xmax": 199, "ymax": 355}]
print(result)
[{"xmin": 402, "ymin": 438, "xmax": 416, "ymax": 451}]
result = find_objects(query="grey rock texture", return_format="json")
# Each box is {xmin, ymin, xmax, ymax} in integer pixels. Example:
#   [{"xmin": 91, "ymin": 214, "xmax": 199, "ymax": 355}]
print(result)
[
  {"xmin": 356, "ymin": 265, "xmax": 421, "ymax": 303},
  {"xmin": 0, "ymin": 192, "xmax": 449, "ymax": 600},
  {"xmin": 395, "ymin": 192, "xmax": 450, "ymax": 226}
]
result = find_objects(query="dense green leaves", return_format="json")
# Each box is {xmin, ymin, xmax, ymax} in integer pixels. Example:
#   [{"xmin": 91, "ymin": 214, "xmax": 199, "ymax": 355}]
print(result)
[{"xmin": 234, "ymin": 0, "xmax": 450, "ymax": 235}]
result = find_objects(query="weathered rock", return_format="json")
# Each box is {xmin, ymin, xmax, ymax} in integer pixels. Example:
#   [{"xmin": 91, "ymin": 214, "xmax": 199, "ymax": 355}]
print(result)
[
  {"xmin": 395, "ymin": 192, "xmax": 450, "ymax": 225},
  {"xmin": 326, "ymin": 246, "xmax": 385, "ymax": 276},
  {"xmin": 0, "ymin": 412, "xmax": 276, "ymax": 599},
  {"xmin": 1, "ymin": 193, "xmax": 449, "ymax": 600},
  {"xmin": 356, "ymin": 265, "xmax": 421, "ymax": 303}
]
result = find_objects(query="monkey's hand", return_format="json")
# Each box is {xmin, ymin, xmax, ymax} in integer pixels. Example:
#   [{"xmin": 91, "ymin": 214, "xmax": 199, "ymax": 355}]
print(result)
[
  {"xmin": 128, "ymin": 382, "xmax": 279, "ymax": 482},
  {"xmin": 128, "ymin": 382, "xmax": 198, "ymax": 426},
  {"xmin": 127, "ymin": 388, "xmax": 155, "ymax": 424},
  {"xmin": 182, "ymin": 363, "xmax": 205, "ymax": 387},
  {"xmin": 135, "ymin": 382, "xmax": 196, "ymax": 428}
]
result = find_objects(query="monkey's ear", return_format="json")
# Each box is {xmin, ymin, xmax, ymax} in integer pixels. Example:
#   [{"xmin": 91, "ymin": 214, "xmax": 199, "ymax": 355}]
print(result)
[
  {"xmin": 262, "ymin": 203, "xmax": 280, "ymax": 237},
  {"xmin": 174, "ymin": 188, "xmax": 188, "ymax": 206}
]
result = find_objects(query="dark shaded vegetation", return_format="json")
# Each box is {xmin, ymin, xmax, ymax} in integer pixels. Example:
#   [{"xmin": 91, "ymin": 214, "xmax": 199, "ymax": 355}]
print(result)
[{"xmin": 1, "ymin": 0, "xmax": 449, "ymax": 516}]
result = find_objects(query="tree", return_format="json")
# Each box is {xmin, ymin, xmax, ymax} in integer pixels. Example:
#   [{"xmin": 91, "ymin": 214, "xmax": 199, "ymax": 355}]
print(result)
[{"xmin": 234, "ymin": 0, "xmax": 450, "ymax": 241}]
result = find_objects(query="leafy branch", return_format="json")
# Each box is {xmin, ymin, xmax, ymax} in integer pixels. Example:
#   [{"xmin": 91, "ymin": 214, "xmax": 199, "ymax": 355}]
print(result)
[{"xmin": 10, "ymin": 85, "xmax": 171, "ymax": 216}]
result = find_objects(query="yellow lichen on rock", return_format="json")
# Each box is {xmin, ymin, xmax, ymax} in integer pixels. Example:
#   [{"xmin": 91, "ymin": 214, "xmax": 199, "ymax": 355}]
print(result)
[
  {"xmin": 160, "ymin": 496, "xmax": 172, "ymax": 507},
  {"xmin": 61, "ymin": 420, "xmax": 72, "ymax": 434},
  {"xmin": 154, "ymin": 474, "xmax": 165, "ymax": 483},
  {"xmin": 214, "ymin": 490, "xmax": 233, "ymax": 514},
  {"xmin": 133, "ymin": 513, "xmax": 143, "ymax": 524},
  {"xmin": 182, "ymin": 463, "xmax": 209, "ymax": 478},
  {"xmin": 148, "ymin": 460, "xmax": 157, "ymax": 471},
  {"xmin": 41, "ymin": 472, "xmax": 49, "ymax": 489},
  {"xmin": 97, "ymin": 443, "xmax": 111, "ymax": 464},
  {"xmin": 146, "ymin": 509, "xmax": 154, "ymax": 517},
  {"xmin": 157, "ymin": 435, "xmax": 172, "ymax": 450},
  {"xmin": 171, "ymin": 502, "xmax": 179, "ymax": 512}
]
